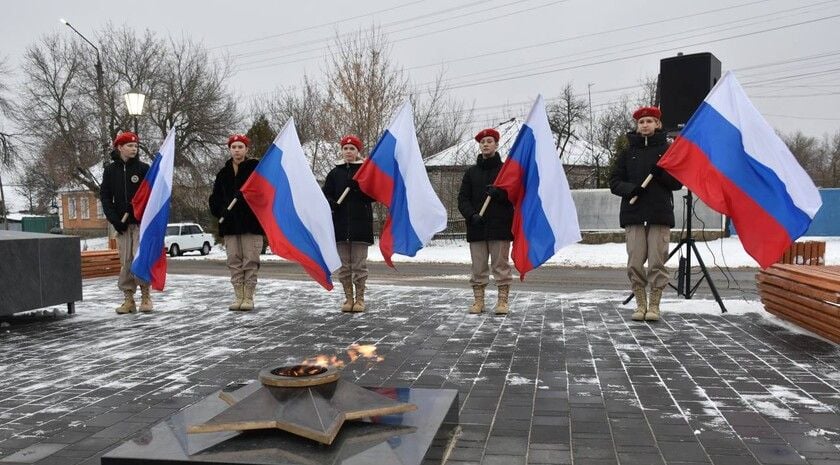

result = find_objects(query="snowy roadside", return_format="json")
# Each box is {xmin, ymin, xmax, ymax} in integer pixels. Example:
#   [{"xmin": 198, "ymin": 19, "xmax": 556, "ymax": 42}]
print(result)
[{"xmin": 80, "ymin": 235, "xmax": 840, "ymax": 268}]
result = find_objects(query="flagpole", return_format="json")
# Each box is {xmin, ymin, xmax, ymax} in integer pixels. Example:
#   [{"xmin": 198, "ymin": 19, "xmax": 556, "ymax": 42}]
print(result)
[
  {"xmin": 218, "ymin": 198, "xmax": 237, "ymax": 224},
  {"xmin": 336, "ymin": 187, "xmax": 350, "ymax": 205},
  {"xmin": 478, "ymin": 196, "xmax": 491, "ymax": 216}
]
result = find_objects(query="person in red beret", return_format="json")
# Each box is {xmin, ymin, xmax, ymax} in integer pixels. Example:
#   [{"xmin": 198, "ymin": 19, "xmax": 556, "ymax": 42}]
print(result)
[
  {"xmin": 322, "ymin": 134, "xmax": 374, "ymax": 312},
  {"xmin": 609, "ymin": 106, "xmax": 682, "ymax": 322},
  {"xmin": 100, "ymin": 131, "xmax": 153, "ymax": 314},
  {"xmin": 458, "ymin": 127, "xmax": 513, "ymax": 315},
  {"xmin": 209, "ymin": 133, "xmax": 265, "ymax": 311}
]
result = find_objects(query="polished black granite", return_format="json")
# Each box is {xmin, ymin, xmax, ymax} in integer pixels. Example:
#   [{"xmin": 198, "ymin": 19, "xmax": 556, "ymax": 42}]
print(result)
[
  {"xmin": 0, "ymin": 230, "xmax": 82, "ymax": 315},
  {"xmin": 191, "ymin": 379, "xmax": 418, "ymax": 445},
  {"xmin": 101, "ymin": 384, "xmax": 458, "ymax": 465}
]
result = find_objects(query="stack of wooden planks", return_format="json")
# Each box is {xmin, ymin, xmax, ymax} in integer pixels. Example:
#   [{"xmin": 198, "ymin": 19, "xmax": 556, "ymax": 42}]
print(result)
[
  {"xmin": 757, "ymin": 264, "xmax": 840, "ymax": 343},
  {"xmin": 80, "ymin": 250, "xmax": 121, "ymax": 279}
]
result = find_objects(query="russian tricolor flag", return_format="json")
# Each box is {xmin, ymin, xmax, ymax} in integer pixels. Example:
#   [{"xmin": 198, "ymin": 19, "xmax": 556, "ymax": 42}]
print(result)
[
  {"xmin": 494, "ymin": 95, "xmax": 581, "ymax": 279},
  {"xmin": 658, "ymin": 71, "xmax": 822, "ymax": 268},
  {"xmin": 240, "ymin": 118, "xmax": 341, "ymax": 290},
  {"xmin": 354, "ymin": 101, "xmax": 447, "ymax": 267},
  {"xmin": 130, "ymin": 128, "xmax": 175, "ymax": 291}
]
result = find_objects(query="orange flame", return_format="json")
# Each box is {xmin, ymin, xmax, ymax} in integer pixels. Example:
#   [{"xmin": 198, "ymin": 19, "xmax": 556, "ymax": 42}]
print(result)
[
  {"xmin": 301, "ymin": 344, "xmax": 383, "ymax": 369},
  {"xmin": 347, "ymin": 344, "xmax": 384, "ymax": 363},
  {"xmin": 301, "ymin": 354, "xmax": 345, "ymax": 369}
]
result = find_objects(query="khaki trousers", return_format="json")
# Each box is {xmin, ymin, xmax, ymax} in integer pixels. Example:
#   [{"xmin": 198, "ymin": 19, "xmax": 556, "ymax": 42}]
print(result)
[
  {"xmin": 336, "ymin": 242, "xmax": 369, "ymax": 286},
  {"xmin": 469, "ymin": 240, "xmax": 513, "ymax": 287},
  {"xmin": 224, "ymin": 234, "xmax": 262, "ymax": 285},
  {"xmin": 625, "ymin": 224, "xmax": 670, "ymax": 291},
  {"xmin": 117, "ymin": 224, "xmax": 145, "ymax": 291}
]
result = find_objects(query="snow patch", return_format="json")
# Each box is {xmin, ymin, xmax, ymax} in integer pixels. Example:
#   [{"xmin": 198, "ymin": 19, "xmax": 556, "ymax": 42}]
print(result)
[{"xmin": 507, "ymin": 375, "xmax": 533, "ymax": 386}]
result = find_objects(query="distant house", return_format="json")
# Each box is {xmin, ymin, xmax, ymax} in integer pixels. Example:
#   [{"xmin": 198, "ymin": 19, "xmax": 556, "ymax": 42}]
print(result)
[
  {"xmin": 1, "ymin": 179, "xmax": 33, "ymax": 232},
  {"xmin": 424, "ymin": 119, "xmax": 606, "ymax": 234},
  {"xmin": 57, "ymin": 164, "xmax": 108, "ymax": 237},
  {"xmin": 1, "ymin": 213, "xmax": 22, "ymax": 231}
]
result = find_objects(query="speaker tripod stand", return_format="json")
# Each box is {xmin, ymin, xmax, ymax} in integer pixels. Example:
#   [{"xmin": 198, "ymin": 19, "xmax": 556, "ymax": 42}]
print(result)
[{"xmin": 622, "ymin": 191, "xmax": 727, "ymax": 313}]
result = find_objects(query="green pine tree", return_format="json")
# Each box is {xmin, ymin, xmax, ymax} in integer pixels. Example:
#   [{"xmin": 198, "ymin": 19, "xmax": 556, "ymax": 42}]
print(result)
[{"xmin": 246, "ymin": 115, "xmax": 275, "ymax": 160}]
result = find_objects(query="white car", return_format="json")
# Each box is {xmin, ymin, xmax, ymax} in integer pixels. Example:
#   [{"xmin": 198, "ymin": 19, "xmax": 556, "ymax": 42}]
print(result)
[{"xmin": 164, "ymin": 223, "xmax": 214, "ymax": 257}]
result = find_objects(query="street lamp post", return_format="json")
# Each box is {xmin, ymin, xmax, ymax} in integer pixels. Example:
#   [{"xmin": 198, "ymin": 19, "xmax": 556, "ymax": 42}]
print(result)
[
  {"xmin": 60, "ymin": 18, "xmax": 109, "ymax": 171},
  {"xmin": 123, "ymin": 90, "xmax": 145, "ymax": 134}
]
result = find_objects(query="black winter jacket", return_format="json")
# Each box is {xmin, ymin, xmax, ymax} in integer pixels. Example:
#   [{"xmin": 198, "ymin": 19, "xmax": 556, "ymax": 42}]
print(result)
[
  {"xmin": 100, "ymin": 151, "xmax": 150, "ymax": 230},
  {"xmin": 609, "ymin": 130, "xmax": 683, "ymax": 228},
  {"xmin": 322, "ymin": 161, "xmax": 374, "ymax": 244},
  {"xmin": 458, "ymin": 153, "xmax": 514, "ymax": 242},
  {"xmin": 209, "ymin": 158, "xmax": 264, "ymax": 237}
]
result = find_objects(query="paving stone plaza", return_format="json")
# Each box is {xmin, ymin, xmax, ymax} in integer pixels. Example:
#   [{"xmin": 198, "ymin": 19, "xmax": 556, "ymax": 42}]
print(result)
[{"xmin": 1, "ymin": 274, "xmax": 839, "ymax": 465}]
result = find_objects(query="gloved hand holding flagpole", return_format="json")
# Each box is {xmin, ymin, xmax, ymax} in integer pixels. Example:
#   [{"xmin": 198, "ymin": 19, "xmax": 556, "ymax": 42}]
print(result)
[
  {"xmin": 218, "ymin": 198, "xmax": 238, "ymax": 224},
  {"xmin": 629, "ymin": 173, "xmax": 654, "ymax": 205}
]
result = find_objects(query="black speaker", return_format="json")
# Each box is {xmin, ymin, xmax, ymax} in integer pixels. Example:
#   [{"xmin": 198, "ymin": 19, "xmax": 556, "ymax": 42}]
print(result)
[{"xmin": 658, "ymin": 52, "xmax": 721, "ymax": 132}]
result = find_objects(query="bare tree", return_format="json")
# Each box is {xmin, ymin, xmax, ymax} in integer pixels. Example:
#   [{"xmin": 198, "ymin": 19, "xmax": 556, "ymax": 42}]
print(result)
[
  {"xmin": 257, "ymin": 77, "xmax": 335, "ymax": 180},
  {"xmin": 410, "ymin": 72, "xmax": 472, "ymax": 158},
  {"xmin": 17, "ymin": 35, "xmax": 102, "ymax": 194},
  {"xmin": 635, "ymin": 75, "xmax": 658, "ymax": 107},
  {"xmin": 827, "ymin": 131, "xmax": 840, "ymax": 188},
  {"xmin": 587, "ymin": 97, "xmax": 633, "ymax": 188},
  {"xmin": 782, "ymin": 131, "xmax": 826, "ymax": 186},
  {"xmin": 546, "ymin": 83, "xmax": 589, "ymax": 161},
  {"xmin": 0, "ymin": 55, "xmax": 17, "ymax": 227},
  {"xmin": 323, "ymin": 28, "xmax": 408, "ymax": 152},
  {"xmin": 0, "ymin": 55, "xmax": 16, "ymax": 166},
  {"xmin": 15, "ymin": 170, "xmax": 39, "ymax": 213},
  {"xmin": 16, "ymin": 26, "xmax": 239, "ymax": 227},
  {"xmin": 257, "ymin": 29, "xmax": 471, "ymax": 178}
]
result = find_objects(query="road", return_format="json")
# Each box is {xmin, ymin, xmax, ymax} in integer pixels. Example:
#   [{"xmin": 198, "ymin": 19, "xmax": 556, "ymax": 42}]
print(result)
[{"xmin": 169, "ymin": 258, "xmax": 759, "ymax": 300}]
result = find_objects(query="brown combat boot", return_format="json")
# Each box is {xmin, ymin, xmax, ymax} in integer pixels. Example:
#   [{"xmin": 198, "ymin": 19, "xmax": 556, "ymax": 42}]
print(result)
[
  {"xmin": 340, "ymin": 279, "xmax": 354, "ymax": 312},
  {"xmin": 351, "ymin": 281, "xmax": 365, "ymax": 312},
  {"xmin": 494, "ymin": 285, "xmax": 510, "ymax": 315},
  {"xmin": 240, "ymin": 283, "xmax": 255, "ymax": 311},
  {"xmin": 646, "ymin": 289, "xmax": 662, "ymax": 322},
  {"xmin": 469, "ymin": 285, "xmax": 486, "ymax": 314},
  {"xmin": 115, "ymin": 290, "xmax": 136, "ymax": 314},
  {"xmin": 229, "ymin": 284, "xmax": 244, "ymax": 311},
  {"xmin": 139, "ymin": 286, "xmax": 153, "ymax": 312},
  {"xmin": 631, "ymin": 287, "xmax": 647, "ymax": 321}
]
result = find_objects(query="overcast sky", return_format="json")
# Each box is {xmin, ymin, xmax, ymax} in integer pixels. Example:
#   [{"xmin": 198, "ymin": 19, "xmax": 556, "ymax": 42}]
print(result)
[{"xmin": 3, "ymin": 0, "xmax": 840, "ymax": 138}]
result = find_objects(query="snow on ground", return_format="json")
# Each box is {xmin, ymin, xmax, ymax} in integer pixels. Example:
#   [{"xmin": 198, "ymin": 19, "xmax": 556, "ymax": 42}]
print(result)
[
  {"xmin": 24, "ymin": 275, "xmax": 834, "ymax": 349},
  {"xmin": 76, "ymin": 235, "xmax": 840, "ymax": 268}
]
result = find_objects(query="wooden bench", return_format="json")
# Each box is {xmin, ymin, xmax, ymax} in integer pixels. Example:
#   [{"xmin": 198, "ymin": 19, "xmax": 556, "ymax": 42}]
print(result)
[
  {"xmin": 757, "ymin": 265, "xmax": 840, "ymax": 343},
  {"xmin": 778, "ymin": 240, "xmax": 825, "ymax": 265},
  {"xmin": 80, "ymin": 250, "xmax": 121, "ymax": 279}
]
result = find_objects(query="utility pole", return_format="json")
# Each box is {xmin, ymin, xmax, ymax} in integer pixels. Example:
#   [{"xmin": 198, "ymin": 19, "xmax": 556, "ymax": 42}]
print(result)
[
  {"xmin": 587, "ymin": 83, "xmax": 596, "ymax": 187},
  {"xmin": 61, "ymin": 19, "xmax": 109, "ymax": 172},
  {"xmin": 61, "ymin": 18, "xmax": 112, "ymax": 243},
  {"xmin": 0, "ymin": 172, "xmax": 7, "ymax": 230}
]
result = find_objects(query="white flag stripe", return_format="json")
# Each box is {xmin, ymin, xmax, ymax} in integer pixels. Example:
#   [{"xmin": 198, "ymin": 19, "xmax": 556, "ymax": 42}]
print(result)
[
  {"xmin": 274, "ymin": 118, "xmax": 341, "ymax": 273},
  {"xmin": 528, "ymin": 95, "xmax": 581, "ymax": 251},
  {"xmin": 705, "ymin": 72, "xmax": 821, "ymax": 217},
  {"xmin": 139, "ymin": 128, "xmax": 175, "ymax": 235},
  {"xmin": 391, "ymin": 100, "xmax": 447, "ymax": 246}
]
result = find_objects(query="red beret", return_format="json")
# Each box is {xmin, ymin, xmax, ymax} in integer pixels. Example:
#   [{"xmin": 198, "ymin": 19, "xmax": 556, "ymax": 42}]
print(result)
[
  {"xmin": 228, "ymin": 134, "xmax": 250, "ymax": 147},
  {"xmin": 340, "ymin": 134, "xmax": 363, "ymax": 151},
  {"xmin": 474, "ymin": 128, "xmax": 500, "ymax": 143},
  {"xmin": 113, "ymin": 132, "xmax": 139, "ymax": 147},
  {"xmin": 632, "ymin": 106, "xmax": 662, "ymax": 121}
]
